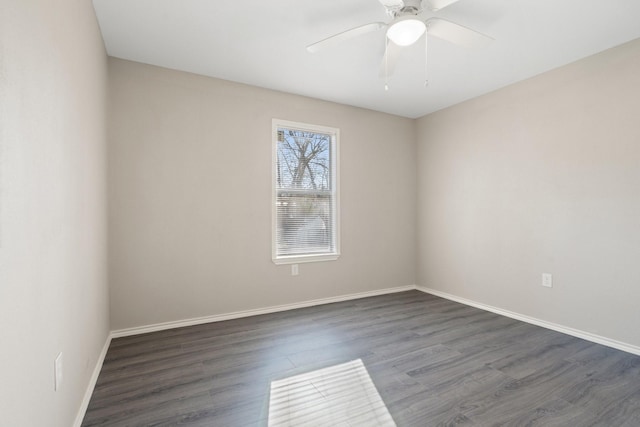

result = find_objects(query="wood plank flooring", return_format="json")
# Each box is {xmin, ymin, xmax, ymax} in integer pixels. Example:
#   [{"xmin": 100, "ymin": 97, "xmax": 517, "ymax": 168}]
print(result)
[{"xmin": 82, "ymin": 291, "xmax": 640, "ymax": 426}]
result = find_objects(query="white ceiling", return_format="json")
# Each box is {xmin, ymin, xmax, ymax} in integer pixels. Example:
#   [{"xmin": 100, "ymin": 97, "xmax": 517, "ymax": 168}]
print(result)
[{"xmin": 92, "ymin": 0, "xmax": 640, "ymax": 119}]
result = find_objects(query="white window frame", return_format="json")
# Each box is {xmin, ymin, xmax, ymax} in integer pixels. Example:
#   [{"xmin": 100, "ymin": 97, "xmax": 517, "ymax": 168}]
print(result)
[{"xmin": 272, "ymin": 119, "xmax": 340, "ymax": 265}]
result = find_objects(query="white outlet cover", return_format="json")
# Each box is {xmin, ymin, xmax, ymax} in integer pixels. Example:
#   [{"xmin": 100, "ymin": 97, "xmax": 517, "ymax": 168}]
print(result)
[{"xmin": 542, "ymin": 273, "xmax": 553, "ymax": 288}]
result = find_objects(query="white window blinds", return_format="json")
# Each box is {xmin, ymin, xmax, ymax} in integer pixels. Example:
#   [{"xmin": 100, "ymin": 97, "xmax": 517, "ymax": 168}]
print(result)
[{"xmin": 272, "ymin": 120, "xmax": 339, "ymax": 264}]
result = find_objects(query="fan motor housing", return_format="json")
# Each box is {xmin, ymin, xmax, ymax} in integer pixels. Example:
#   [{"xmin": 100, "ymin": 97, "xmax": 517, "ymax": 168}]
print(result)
[{"xmin": 398, "ymin": 0, "xmax": 423, "ymax": 15}]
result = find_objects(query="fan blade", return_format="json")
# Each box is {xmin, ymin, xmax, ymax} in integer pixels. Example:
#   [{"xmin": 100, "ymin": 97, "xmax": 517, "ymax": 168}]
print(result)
[
  {"xmin": 307, "ymin": 22, "xmax": 386, "ymax": 53},
  {"xmin": 379, "ymin": 40, "xmax": 402, "ymax": 78},
  {"xmin": 424, "ymin": 0, "xmax": 462, "ymax": 11},
  {"xmin": 426, "ymin": 18, "xmax": 492, "ymax": 48}
]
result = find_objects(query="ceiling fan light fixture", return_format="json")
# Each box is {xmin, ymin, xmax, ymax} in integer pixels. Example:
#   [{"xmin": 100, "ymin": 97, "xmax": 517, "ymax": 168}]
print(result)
[{"xmin": 386, "ymin": 15, "xmax": 426, "ymax": 46}]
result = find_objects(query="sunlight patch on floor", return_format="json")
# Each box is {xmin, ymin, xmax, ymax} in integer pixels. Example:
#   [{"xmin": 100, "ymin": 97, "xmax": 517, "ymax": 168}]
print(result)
[{"xmin": 268, "ymin": 359, "xmax": 396, "ymax": 426}]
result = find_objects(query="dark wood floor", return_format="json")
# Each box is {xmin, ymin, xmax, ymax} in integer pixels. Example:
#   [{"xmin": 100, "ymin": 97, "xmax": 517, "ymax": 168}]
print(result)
[{"xmin": 82, "ymin": 291, "xmax": 640, "ymax": 426}]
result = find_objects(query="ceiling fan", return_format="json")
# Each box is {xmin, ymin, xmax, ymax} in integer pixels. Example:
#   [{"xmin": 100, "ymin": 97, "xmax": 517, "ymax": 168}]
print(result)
[{"xmin": 306, "ymin": 0, "xmax": 492, "ymax": 85}]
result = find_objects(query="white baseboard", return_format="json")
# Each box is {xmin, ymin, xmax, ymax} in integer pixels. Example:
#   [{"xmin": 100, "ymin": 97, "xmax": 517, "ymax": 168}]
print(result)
[
  {"xmin": 73, "ymin": 333, "xmax": 112, "ymax": 427},
  {"xmin": 416, "ymin": 286, "xmax": 640, "ymax": 356},
  {"xmin": 111, "ymin": 285, "xmax": 417, "ymax": 338}
]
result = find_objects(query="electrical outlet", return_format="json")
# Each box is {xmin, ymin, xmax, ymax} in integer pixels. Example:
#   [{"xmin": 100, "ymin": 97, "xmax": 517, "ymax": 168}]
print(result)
[
  {"xmin": 54, "ymin": 352, "xmax": 63, "ymax": 391},
  {"xmin": 542, "ymin": 273, "xmax": 553, "ymax": 288},
  {"xmin": 291, "ymin": 264, "xmax": 299, "ymax": 276}
]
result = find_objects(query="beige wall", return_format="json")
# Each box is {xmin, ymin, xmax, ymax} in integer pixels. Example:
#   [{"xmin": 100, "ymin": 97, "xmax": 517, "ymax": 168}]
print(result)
[
  {"xmin": 416, "ymin": 38, "xmax": 640, "ymax": 347},
  {"xmin": 108, "ymin": 58, "xmax": 417, "ymax": 330},
  {"xmin": 0, "ymin": 0, "xmax": 109, "ymax": 426}
]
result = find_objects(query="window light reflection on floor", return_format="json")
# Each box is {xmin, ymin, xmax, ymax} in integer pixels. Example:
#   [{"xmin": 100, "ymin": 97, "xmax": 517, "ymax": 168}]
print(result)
[{"xmin": 268, "ymin": 359, "xmax": 396, "ymax": 426}]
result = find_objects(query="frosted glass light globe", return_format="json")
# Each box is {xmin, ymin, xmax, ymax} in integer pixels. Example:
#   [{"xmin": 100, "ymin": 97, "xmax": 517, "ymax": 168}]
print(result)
[{"xmin": 386, "ymin": 16, "xmax": 426, "ymax": 46}]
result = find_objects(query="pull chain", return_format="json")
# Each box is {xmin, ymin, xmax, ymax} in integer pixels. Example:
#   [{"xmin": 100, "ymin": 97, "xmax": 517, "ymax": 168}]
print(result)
[
  {"xmin": 384, "ymin": 37, "xmax": 390, "ymax": 91},
  {"xmin": 424, "ymin": 33, "xmax": 429, "ymax": 88}
]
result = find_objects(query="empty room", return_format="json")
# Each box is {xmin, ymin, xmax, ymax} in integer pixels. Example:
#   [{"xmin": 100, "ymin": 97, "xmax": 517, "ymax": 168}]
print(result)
[{"xmin": 2, "ymin": 0, "xmax": 640, "ymax": 426}]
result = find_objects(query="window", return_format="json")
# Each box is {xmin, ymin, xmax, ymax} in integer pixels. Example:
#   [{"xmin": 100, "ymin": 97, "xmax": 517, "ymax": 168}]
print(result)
[{"xmin": 272, "ymin": 119, "xmax": 339, "ymax": 264}]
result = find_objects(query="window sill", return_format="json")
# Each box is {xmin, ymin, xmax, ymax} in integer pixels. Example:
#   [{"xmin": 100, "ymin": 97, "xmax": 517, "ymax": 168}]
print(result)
[{"xmin": 272, "ymin": 253, "xmax": 340, "ymax": 265}]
